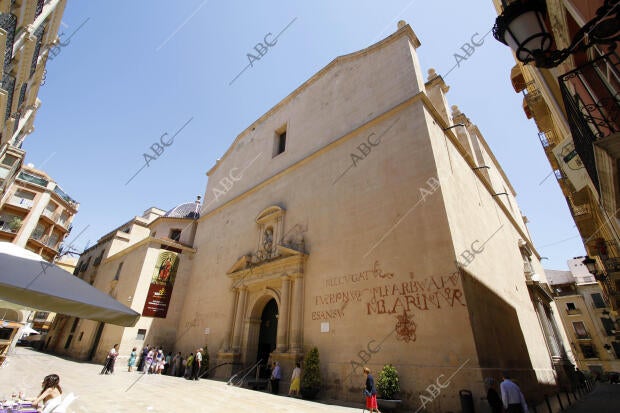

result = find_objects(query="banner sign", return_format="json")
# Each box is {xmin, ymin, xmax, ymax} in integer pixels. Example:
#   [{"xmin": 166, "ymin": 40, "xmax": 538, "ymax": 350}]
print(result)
[{"xmin": 142, "ymin": 251, "xmax": 179, "ymax": 318}]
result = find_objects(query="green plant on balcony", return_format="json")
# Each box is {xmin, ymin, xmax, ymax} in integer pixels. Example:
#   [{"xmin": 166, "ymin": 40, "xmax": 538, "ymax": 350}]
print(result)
[{"xmin": 8, "ymin": 216, "xmax": 22, "ymax": 232}]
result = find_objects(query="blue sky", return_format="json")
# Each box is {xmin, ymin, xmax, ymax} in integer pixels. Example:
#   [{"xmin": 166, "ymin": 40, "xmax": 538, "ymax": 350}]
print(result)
[{"xmin": 23, "ymin": 0, "xmax": 584, "ymax": 270}]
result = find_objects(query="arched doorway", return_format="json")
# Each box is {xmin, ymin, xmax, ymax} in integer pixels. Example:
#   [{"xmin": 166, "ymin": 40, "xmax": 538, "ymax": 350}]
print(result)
[{"xmin": 256, "ymin": 299, "xmax": 278, "ymax": 377}]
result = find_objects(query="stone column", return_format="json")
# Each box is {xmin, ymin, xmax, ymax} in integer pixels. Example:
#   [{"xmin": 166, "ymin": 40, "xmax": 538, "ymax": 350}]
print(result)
[
  {"xmin": 222, "ymin": 289, "xmax": 239, "ymax": 352},
  {"xmin": 536, "ymin": 299, "xmax": 560, "ymax": 357},
  {"xmin": 289, "ymin": 275, "xmax": 304, "ymax": 353},
  {"xmin": 276, "ymin": 276, "xmax": 291, "ymax": 352},
  {"xmin": 546, "ymin": 305, "xmax": 566, "ymax": 357},
  {"xmin": 232, "ymin": 287, "xmax": 247, "ymax": 352}
]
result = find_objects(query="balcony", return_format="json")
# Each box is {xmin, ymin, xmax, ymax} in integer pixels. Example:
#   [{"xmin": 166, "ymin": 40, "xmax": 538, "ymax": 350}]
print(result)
[
  {"xmin": 41, "ymin": 209, "xmax": 55, "ymax": 220},
  {"xmin": 0, "ymin": 222, "xmax": 17, "ymax": 233},
  {"xmin": 604, "ymin": 257, "xmax": 620, "ymax": 273},
  {"xmin": 559, "ymin": 53, "xmax": 620, "ymax": 193},
  {"xmin": 567, "ymin": 194, "xmax": 591, "ymax": 217},
  {"xmin": 566, "ymin": 308, "xmax": 582, "ymax": 315},
  {"xmin": 6, "ymin": 196, "xmax": 33, "ymax": 209},
  {"xmin": 29, "ymin": 231, "xmax": 48, "ymax": 244},
  {"xmin": 17, "ymin": 170, "xmax": 48, "ymax": 187}
]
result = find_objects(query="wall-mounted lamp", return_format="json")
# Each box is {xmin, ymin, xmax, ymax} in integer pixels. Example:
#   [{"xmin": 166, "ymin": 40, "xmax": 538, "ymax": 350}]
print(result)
[
  {"xmin": 582, "ymin": 256, "xmax": 598, "ymax": 274},
  {"xmin": 443, "ymin": 123, "xmax": 466, "ymax": 131},
  {"xmin": 493, "ymin": 0, "xmax": 620, "ymax": 68}
]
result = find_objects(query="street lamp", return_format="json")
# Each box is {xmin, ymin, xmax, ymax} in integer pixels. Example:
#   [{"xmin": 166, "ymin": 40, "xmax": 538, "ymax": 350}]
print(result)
[
  {"xmin": 493, "ymin": 0, "xmax": 620, "ymax": 68},
  {"xmin": 582, "ymin": 256, "xmax": 598, "ymax": 274}
]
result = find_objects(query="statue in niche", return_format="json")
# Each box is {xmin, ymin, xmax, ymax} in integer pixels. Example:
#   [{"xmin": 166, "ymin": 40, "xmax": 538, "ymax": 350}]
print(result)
[{"xmin": 263, "ymin": 227, "xmax": 274, "ymax": 253}]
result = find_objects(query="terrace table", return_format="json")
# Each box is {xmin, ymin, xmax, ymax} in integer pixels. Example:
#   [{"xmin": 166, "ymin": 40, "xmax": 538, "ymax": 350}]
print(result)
[{"xmin": 0, "ymin": 401, "xmax": 37, "ymax": 413}]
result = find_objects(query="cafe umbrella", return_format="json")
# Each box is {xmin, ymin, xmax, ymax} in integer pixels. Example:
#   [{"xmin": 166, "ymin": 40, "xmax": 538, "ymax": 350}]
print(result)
[{"xmin": 0, "ymin": 242, "xmax": 139, "ymax": 327}]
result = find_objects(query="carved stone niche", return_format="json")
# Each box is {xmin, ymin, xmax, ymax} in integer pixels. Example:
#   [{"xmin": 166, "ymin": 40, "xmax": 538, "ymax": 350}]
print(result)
[{"xmin": 254, "ymin": 206, "xmax": 285, "ymax": 262}]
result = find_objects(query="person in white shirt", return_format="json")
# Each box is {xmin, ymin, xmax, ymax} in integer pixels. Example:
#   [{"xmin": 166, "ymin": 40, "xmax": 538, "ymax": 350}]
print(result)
[
  {"xmin": 500, "ymin": 373, "xmax": 528, "ymax": 413},
  {"xmin": 192, "ymin": 348, "xmax": 203, "ymax": 380},
  {"xmin": 100, "ymin": 344, "xmax": 119, "ymax": 375}
]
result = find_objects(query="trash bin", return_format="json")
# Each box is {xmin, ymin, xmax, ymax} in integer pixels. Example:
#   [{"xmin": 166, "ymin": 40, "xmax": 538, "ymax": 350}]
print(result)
[{"xmin": 459, "ymin": 389, "xmax": 475, "ymax": 413}]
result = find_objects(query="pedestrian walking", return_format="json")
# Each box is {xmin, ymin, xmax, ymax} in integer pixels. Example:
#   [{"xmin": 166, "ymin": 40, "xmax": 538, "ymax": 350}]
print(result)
[
  {"xmin": 128, "ymin": 347, "xmax": 137, "ymax": 372},
  {"xmin": 170, "ymin": 352, "xmax": 181, "ymax": 376},
  {"xmin": 184, "ymin": 353, "xmax": 194, "ymax": 379},
  {"xmin": 500, "ymin": 372, "xmax": 528, "ymax": 413},
  {"xmin": 192, "ymin": 348, "xmax": 203, "ymax": 380},
  {"xmin": 155, "ymin": 349, "xmax": 165, "ymax": 374},
  {"xmin": 484, "ymin": 377, "xmax": 503, "ymax": 413},
  {"xmin": 164, "ymin": 351, "xmax": 172, "ymax": 375},
  {"xmin": 270, "ymin": 361, "xmax": 282, "ymax": 394},
  {"xmin": 137, "ymin": 344, "xmax": 149, "ymax": 372},
  {"xmin": 288, "ymin": 362, "xmax": 301, "ymax": 397},
  {"xmin": 145, "ymin": 347, "xmax": 155, "ymax": 374},
  {"xmin": 100, "ymin": 344, "xmax": 119, "ymax": 375},
  {"xmin": 177, "ymin": 352, "xmax": 184, "ymax": 377},
  {"xmin": 363, "ymin": 367, "xmax": 380, "ymax": 413}
]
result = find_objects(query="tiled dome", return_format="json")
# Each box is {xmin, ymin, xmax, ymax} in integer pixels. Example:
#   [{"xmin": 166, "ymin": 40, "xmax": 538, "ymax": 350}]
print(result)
[{"xmin": 164, "ymin": 202, "xmax": 200, "ymax": 219}]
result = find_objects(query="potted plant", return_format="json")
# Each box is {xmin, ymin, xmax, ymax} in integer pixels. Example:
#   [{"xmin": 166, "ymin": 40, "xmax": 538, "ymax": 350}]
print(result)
[
  {"xmin": 377, "ymin": 364, "xmax": 402, "ymax": 411},
  {"xmin": 301, "ymin": 347, "xmax": 321, "ymax": 400},
  {"xmin": 8, "ymin": 217, "xmax": 22, "ymax": 232}
]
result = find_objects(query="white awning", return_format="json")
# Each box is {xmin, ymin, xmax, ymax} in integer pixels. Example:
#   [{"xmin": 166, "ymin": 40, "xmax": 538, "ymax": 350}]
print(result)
[{"xmin": 0, "ymin": 242, "xmax": 139, "ymax": 327}]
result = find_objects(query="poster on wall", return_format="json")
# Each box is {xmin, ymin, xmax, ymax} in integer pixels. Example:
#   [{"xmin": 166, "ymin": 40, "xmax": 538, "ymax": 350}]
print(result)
[{"xmin": 142, "ymin": 251, "xmax": 180, "ymax": 318}]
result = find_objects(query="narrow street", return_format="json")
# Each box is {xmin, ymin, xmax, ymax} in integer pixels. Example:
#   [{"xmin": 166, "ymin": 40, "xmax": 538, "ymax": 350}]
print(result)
[{"xmin": 563, "ymin": 383, "xmax": 620, "ymax": 413}]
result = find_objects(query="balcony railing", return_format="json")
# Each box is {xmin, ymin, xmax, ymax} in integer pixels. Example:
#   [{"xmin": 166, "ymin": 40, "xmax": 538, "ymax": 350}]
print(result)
[
  {"xmin": 567, "ymin": 195, "xmax": 591, "ymax": 217},
  {"xmin": 0, "ymin": 222, "xmax": 17, "ymax": 233},
  {"xmin": 7, "ymin": 196, "xmax": 33, "ymax": 209},
  {"xmin": 0, "ymin": 13, "xmax": 16, "ymax": 72},
  {"xmin": 17, "ymin": 171, "xmax": 48, "ymax": 187},
  {"xmin": 30, "ymin": 232, "xmax": 48, "ymax": 244},
  {"xmin": 567, "ymin": 308, "xmax": 582, "ymax": 315},
  {"xmin": 559, "ymin": 53, "xmax": 620, "ymax": 192},
  {"xmin": 604, "ymin": 257, "xmax": 620, "ymax": 273},
  {"xmin": 42, "ymin": 209, "xmax": 55, "ymax": 220}
]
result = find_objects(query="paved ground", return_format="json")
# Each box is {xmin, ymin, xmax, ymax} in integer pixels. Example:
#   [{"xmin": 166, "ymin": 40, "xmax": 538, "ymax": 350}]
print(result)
[
  {"xmin": 563, "ymin": 382, "xmax": 620, "ymax": 413},
  {"xmin": 0, "ymin": 347, "xmax": 360, "ymax": 413}
]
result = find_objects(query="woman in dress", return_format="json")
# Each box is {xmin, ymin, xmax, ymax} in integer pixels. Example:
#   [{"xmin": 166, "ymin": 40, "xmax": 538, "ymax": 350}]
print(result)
[
  {"xmin": 363, "ymin": 367, "xmax": 380, "ymax": 413},
  {"xmin": 155, "ymin": 349, "xmax": 165, "ymax": 374},
  {"xmin": 31, "ymin": 374, "xmax": 62, "ymax": 413},
  {"xmin": 128, "ymin": 347, "xmax": 137, "ymax": 372},
  {"xmin": 145, "ymin": 347, "xmax": 155, "ymax": 374},
  {"xmin": 288, "ymin": 362, "xmax": 301, "ymax": 397}
]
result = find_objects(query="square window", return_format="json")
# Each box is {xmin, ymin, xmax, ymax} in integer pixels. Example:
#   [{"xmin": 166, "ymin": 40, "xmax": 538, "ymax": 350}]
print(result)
[
  {"xmin": 169, "ymin": 229, "xmax": 181, "ymax": 242},
  {"xmin": 573, "ymin": 321, "xmax": 589, "ymax": 339},
  {"xmin": 136, "ymin": 329, "xmax": 146, "ymax": 340},
  {"xmin": 579, "ymin": 344, "xmax": 598, "ymax": 359},
  {"xmin": 601, "ymin": 317, "xmax": 615, "ymax": 336},
  {"xmin": 591, "ymin": 293, "xmax": 606, "ymax": 309}
]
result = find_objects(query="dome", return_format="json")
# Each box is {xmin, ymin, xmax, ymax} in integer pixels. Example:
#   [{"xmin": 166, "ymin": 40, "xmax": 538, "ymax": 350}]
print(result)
[{"xmin": 164, "ymin": 202, "xmax": 200, "ymax": 219}]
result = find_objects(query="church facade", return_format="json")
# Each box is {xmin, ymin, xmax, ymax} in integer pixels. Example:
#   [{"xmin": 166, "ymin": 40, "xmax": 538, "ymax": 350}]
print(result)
[
  {"xmin": 175, "ymin": 23, "xmax": 562, "ymax": 410},
  {"xmin": 48, "ymin": 22, "xmax": 568, "ymax": 411}
]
